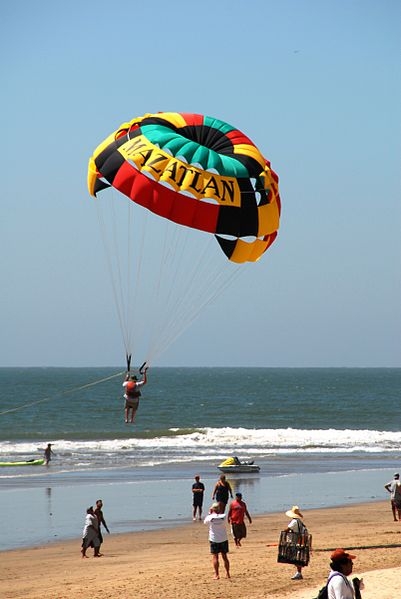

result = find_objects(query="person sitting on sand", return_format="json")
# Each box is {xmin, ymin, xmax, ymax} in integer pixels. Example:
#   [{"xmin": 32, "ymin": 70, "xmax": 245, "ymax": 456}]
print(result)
[
  {"xmin": 204, "ymin": 502, "xmax": 230, "ymax": 580},
  {"xmin": 81, "ymin": 506, "xmax": 101, "ymax": 558},
  {"xmin": 122, "ymin": 369, "xmax": 148, "ymax": 424},
  {"xmin": 326, "ymin": 548, "xmax": 363, "ymax": 598}
]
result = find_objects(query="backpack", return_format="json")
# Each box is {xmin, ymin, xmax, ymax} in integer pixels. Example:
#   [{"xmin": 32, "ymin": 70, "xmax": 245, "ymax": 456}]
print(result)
[
  {"xmin": 313, "ymin": 573, "xmax": 341, "ymax": 599},
  {"xmin": 313, "ymin": 584, "xmax": 329, "ymax": 599}
]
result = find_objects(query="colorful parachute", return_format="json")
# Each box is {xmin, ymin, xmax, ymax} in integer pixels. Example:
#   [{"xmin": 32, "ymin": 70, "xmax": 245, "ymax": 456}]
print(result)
[{"xmin": 88, "ymin": 112, "xmax": 281, "ymax": 263}]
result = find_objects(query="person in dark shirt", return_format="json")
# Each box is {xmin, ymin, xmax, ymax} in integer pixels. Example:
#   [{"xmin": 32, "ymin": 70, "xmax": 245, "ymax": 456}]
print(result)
[
  {"xmin": 192, "ymin": 475, "xmax": 205, "ymax": 521},
  {"xmin": 94, "ymin": 499, "xmax": 110, "ymax": 555}
]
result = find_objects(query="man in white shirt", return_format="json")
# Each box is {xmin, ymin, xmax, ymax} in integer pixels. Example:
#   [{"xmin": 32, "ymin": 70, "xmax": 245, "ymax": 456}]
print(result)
[
  {"xmin": 204, "ymin": 502, "xmax": 230, "ymax": 580},
  {"xmin": 384, "ymin": 473, "xmax": 401, "ymax": 521}
]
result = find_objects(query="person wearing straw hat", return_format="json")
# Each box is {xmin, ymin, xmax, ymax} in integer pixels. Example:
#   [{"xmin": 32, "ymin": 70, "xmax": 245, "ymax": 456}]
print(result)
[{"xmin": 285, "ymin": 505, "xmax": 308, "ymax": 580}]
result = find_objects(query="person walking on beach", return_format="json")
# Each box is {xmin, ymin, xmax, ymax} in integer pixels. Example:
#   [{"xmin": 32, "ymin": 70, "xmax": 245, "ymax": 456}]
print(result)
[
  {"xmin": 227, "ymin": 492, "xmax": 252, "ymax": 547},
  {"xmin": 44, "ymin": 443, "xmax": 54, "ymax": 465},
  {"xmin": 122, "ymin": 368, "xmax": 148, "ymax": 424},
  {"xmin": 94, "ymin": 499, "xmax": 110, "ymax": 553},
  {"xmin": 81, "ymin": 506, "xmax": 101, "ymax": 558},
  {"xmin": 384, "ymin": 473, "xmax": 401, "ymax": 521},
  {"xmin": 325, "ymin": 548, "xmax": 363, "ymax": 598},
  {"xmin": 192, "ymin": 475, "xmax": 205, "ymax": 521},
  {"xmin": 283, "ymin": 505, "xmax": 310, "ymax": 580},
  {"xmin": 204, "ymin": 502, "xmax": 230, "ymax": 580},
  {"xmin": 212, "ymin": 474, "xmax": 233, "ymax": 512}
]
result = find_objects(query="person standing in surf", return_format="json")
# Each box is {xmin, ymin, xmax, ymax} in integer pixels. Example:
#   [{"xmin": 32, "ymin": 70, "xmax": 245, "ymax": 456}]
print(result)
[
  {"xmin": 44, "ymin": 443, "xmax": 54, "ymax": 466},
  {"xmin": 212, "ymin": 474, "xmax": 233, "ymax": 512},
  {"xmin": 192, "ymin": 475, "xmax": 205, "ymax": 521}
]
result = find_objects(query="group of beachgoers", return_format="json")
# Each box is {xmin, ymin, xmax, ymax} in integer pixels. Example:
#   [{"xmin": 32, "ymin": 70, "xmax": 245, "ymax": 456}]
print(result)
[
  {"xmin": 78, "ymin": 473, "xmax": 371, "ymax": 596},
  {"xmin": 81, "ymin": 499, "xmax": 110, "ymax": 558},
  {"xmin": 193, "ymin": 473, "xmax": 252, "ymax": 580},
  {"xmin": 195, "ymin": 474, "xmax": 364, "ymax": 597}
]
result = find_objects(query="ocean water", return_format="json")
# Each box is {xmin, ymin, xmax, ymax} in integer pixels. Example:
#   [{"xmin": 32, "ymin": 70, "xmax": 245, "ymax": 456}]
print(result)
[{"xmin": 0, "ymin": 367, "xmax": 400, "ymax": 550}]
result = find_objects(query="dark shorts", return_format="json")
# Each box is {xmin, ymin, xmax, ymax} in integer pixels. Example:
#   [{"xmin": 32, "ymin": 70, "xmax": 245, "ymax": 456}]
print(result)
[
  {"xmin": 193, "ymin": 497, "xmax": 203, "ymax": 507},
  {"xmin": 210, "ymin": 540, "xmax": 229, "ymax": 554},
  {"xmin": 231, "ymin": 523, "xmax": 246, "ymax": 539}
]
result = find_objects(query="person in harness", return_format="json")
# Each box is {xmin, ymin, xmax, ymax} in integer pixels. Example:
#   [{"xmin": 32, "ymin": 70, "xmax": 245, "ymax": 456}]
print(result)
[{"xmin": 122, "ymin": 368, "xmax": 148, "ymax": 423}]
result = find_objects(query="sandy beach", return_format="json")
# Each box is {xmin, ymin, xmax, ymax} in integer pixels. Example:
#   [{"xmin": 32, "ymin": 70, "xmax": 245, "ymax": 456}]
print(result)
[{"xmin": 2, "ymin": 500, "xmax": 401, "ymax": 598}]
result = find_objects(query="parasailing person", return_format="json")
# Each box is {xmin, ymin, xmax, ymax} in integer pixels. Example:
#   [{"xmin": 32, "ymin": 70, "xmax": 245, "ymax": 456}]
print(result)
[{"xmin": 122, "ymin": 360, "xmax": 148, "ymax": 423}]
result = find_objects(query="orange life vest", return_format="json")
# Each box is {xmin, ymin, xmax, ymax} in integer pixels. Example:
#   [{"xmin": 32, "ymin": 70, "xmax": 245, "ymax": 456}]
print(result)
[{"xmin": 126, "ymin": 380, "xmax": 141, "ymax": 399}]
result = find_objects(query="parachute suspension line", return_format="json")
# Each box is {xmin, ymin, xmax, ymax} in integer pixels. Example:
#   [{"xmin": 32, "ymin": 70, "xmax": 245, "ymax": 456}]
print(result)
[
  {"xmin": 124, "ymin": 198, "xmax": 133, "ymax": 355},
  {"xmin": 96, "ymin": 196, "xmax": 131, "ymax": 357},
  {"xmin": 144, "ymin": 223, "xmax": 244, "ymax": 364},
  {"xmin": 128, "ymin": 202, "xmax": 149, "ymax": 362},
  {"xmin": 136, "ymin": 212, "xmax": 188, "ymax": 364},
  {"xmin": 143, "ymin": 218, "xmax": 198, "ymax": 362},
  {"xmin": 155, "ymin": 261, "xmax": 242, "ymax": 362},
  {"xmin": 96, "ymin": 186, "xmax": 245, "ymax": 369}
]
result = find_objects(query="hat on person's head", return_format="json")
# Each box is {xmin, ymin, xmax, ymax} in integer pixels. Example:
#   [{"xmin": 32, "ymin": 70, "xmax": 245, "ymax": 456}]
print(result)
[
  {"xmin": 235, "ymin": 492, "xmax": 242, "ymax": 498},
  {"xmin": 330, "ymin": 548, "xmax": 356, "ymax": 562},
  {"xmin": 285, "ymin": 505, "xmax": 303, "ymax": 519},
  {"xmin": 394, "ymin": 473, "xmax": 400, "ymax": 478}
]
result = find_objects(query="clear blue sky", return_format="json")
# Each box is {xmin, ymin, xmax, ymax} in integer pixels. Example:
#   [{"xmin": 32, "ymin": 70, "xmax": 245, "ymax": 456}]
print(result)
[{"xmin": 1, "ymin": 0, "xmax": 400, "ymax": 367}]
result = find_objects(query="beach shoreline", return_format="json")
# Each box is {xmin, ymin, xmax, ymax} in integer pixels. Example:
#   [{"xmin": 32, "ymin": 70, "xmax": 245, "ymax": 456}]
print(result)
[
  {"xmin": 1, "ymin": 465, "xmax": 396, "ymax": 552},
  {"xmin": 2, "ymin": 500, "xmax": 401, "ymax": 598}
]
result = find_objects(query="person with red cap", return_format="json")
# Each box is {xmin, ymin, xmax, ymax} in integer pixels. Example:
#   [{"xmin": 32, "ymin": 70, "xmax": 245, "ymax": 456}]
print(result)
[{"xmin": 326, "ymin": 548, "xmax": 363, "ymax": 598}]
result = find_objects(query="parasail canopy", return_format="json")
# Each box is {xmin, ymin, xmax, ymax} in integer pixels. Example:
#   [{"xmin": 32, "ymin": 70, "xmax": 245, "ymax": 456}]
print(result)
[{"xmin": 88, "ymin": 112, "xmax": 281, "ymax": 263}]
